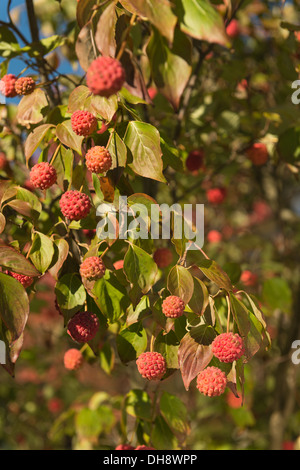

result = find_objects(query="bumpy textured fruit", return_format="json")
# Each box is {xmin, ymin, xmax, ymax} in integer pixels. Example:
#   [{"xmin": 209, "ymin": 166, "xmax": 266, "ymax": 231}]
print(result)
[
  {"xmin": 115, "ymin": 444, "xmax": 135, "ymax": 450},
  {"xmin": 86, "ymin": 56, "xmax": 126, "ymax": 97},
  {"xmin": 85, "ymin": 146, "xmax": 112, "ymax": 174},
  {"xmin": 246, "ymin": 143, "xmax": 268, "ymax": 166},
  {"xmin": 59, "ymin": 190, "xmax": 91, "ymax": 221},
  {"xmin": 135, "ymin": 445, "xmax": 155, "ymax": 450},
  {"xmin": 67, "ymin": 311, "xmax": 99, "ymax": 343},
  {"xmin": 64, "ymin": 348, "xmax": 84, "ymax": 370},
  {"xmin": 240, "ymin": 270, "xmax": 258, "ymax": 286},
  {"xmin": 211, "ymin": 332, "xmax": 245, "ymax": 363},
  {"xmin": 0, "ymin": 152, "xmax": 7, "ymax": 170},
  {"xmin": 153, "ymin": 248, "xmax": 173, "ymax": 269},
  {"xmin": 0, "ymin": 74, "xmax": 17, "ymax": 97},
  {"xmin": 30, "ymin": 162, "xmax": 57, "ymax": 190},
  {"xmin": 71, "ymin": 110, "xmax": 98, "ymax": 136},
  {"xmin": 136, "ymin": 352, "xmax": 166, "ymax": 381},
  {"xmin": 206, "ymin": 187, "xmax": 227, "ymax": 205},
  {"xmin": 79, "ymin": 256, "xmax": 106, "ymax": 281},
  {"xmin": 207, "ymin": 230, "xmax": 222, "ymax": 244},
  {"xmin": 5, "ymin": 271, "xmax": 34, "ymax": 288},
  {"xmin": 15, "ymin": 76, "xmax": 36, "ymax": 95},
  {"xmin": 196, "ymin": 366, "xmax": 227, "ymax": 397},
  {"xmin": 162, "ymin": 295, "xmax": 185, "ymax": 318},
  {"xmin": 186, "ymin": 149, "xmax": 204, "ymax": 172}
]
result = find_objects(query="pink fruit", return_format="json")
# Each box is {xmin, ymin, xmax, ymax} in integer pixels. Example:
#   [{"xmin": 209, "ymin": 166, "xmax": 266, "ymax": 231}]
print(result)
[
  {"xmin": 196, "ymin": 366, "xmax": 227, "ymax": 397},
  {"xmin": 59, "ymin": 190, "xmax": 91, "ymax": 221},
  {"xmin": 240, "ymin": 270, "xmax": 258, "ymax": 286},
  {"xmin": 206, "ymin": 187, "xmax": 227, "ymax": 205},
  {"xmin": 63, "ymin": 348, "xmax": 84, "ymax": 370},
  {"xmin": 71, "ymin": 110, "xmax": 98, "ymax": 136},
  {"xmin": 15, "ymin": 76, "xmax": 36, "ymax": 95},
  {"xmin": 85, "ymin": 146, "xmax": 112, "ymax": 174},
  {"xmin": 115, "ymin": 444, "xmax": 135, "ymax": 450},
  {"xmin": 79, "ymin": 256, "xmax": 106, "ymax": 281},
  {"xmin": 153, "ymin": 248, "xmax": 173, "ymax": 268},
  {"xmin": 5, "ymin": 271, "xmax": 34, "ymax": 288},
  {"xmin": 0, "ymin": 74, "xmax": 17, "ymax": 97},
  {"xmin": 30, "ymin": 162, "xmax": 57, "ymax": 190},
  {"xmin": 86, "ymin": 56, "xmax": 126, "ymax": 97},
  {"xmin": 186, "ymin": 149, "xmax": 204, "ymax": 172},
  {"xmin": 136, "ymin": 351, "xmax": 166, "ymax": 381},
  {"xmin": 67, "ymin": 311, "xmax": 99, "ymax": 343},
  {"xmin": 207, "ymin": 230, "xmax": 222, "ymax": 244},
  {"xmin": 162, "ymin": 295, "xmax": 185, "ymax": 318},
  {"xmin": 246, "ymin": 143, "xmax": 268, "ymax": 166},
  {"xmin": 211, "ymin": 332, "xmax": 245, "ymax": 363}
]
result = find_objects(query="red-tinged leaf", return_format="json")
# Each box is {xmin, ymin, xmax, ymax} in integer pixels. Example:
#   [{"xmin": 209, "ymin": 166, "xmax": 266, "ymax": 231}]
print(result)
[
  {"xmin": 75, "ymin": 20, "xmax": 96, "ymax": 72},
  {"xmin": 175, "ymin": 0, "xmax": 229, "ymax": 47},
  {"xmin": 94, "ymin": 2, "xmax": 117, "ymax": 56},
  {"xmin": 0, "ymin": 272, "xmax": 30, "ymax": 341},
  {"xmin": 120, "ymin": 0, "xmax": 177, "ymax": 43},
  {"xmin": 24, "ymin": 124, "xmax": 55, "ymax": 163},
  {"xmin": 48, "ymin": 239, "xmax": 69, "ymax": 280},
  {"xmin": 196, "ymin": 259, "xmax": 233, "ymax": 291},
  {"xmin": 56, "ymin": 120, "xmax": 84, "ymax": 155},
  {"xmin": 68, "ymin": 85, "xmax": 92, "ymax": 113},
  {"xmin": 0, "ymin": 242, "xmax": 40, "ymax": 276},
  {"xmin": 76, "ymin": 0, "xmax": 97, "ymax": 29},
  {"xmin": 0, "ymin": 213, "xmax": 5, "ymax": 234},
  {"xmin": 178, "ymin": 325, "xmax": 216, "ymax": 390},
  {"xmin": 146, "ymin": 27, "xmax": 192, "ymax": 110},
  {"xmin": 229, "ymin": 293, "xmax": 251, "ymax": 338},
  {"xmin": 167, "ymin": 265, "xmax": 194, "ymax": 304},
  {"xmin": 17, "ymin": 89, "xmax": 49, "ymax": 125}
]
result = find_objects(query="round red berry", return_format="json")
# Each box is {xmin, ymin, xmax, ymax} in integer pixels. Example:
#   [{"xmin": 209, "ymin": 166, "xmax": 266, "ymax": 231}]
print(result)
[
  {"xmin": 79, "ymin": 256, "xmax": 106, "ymax": 281},
  {"xmin": 186, "ymin": 149, "xmax": 204, "ymax": 172},
  {"xmin": 86, "ymin": 56, "xmax": 126, "ymax": 97},
  {"xmin": 153, "ymin": 248, "xmax": 173, "ymax": 269},
  {"xmin": 71, "ymin": 110, "xmax": 98, "ymax": 136},
  {"xmin": 207, "ymin": 230, "xmax": 222, "ymax": 244},
  {"xmin": 246, "ymin": 143, "xmax": 268, "ymax": 166},
  {"xmin": 211, "ymin": 332, "xmax": 245, "ymax": 363},
  {"xmin": 85, "ymin": 146, "xmax": 112, "ymax": 174},
  {"xmin": 162, "ymin": 295, "xmax": 185, "ymax": 318},
  {"xmin": 115, "ymin": 444, "xmax": 135, "ymax": 450},
  {"xmin": 67, "ymin": 311, "xmax": 99, "ymax": 343},
  {"xmin": 59, "ymin": 190, "xmax": 91, "ymax": 221},
  {"xmin": 135, "ymin": 445, "xmax": 156, "ymax": 450},
  {"xmin": 5, "ymin": 271, "xmax": 34, "ymax": 288},
  {"xmin": 63, "ymin": 348, "xmax": 84, "ymax": 370},
  {"xmin": 196, "ymin": 366, "xmax": 227, "ymax": 397},
  {"xmin": 30, "ymin": 162, "xmax": 57, "ymax": 190},
  {"xmin": 0, "ymin": 152, "xmax": 7, "ymax": 171},
  {"xmin": 136, "ymin": 351, "xmax": 166, "ymax": 381},
  {"xmin": 206, "ymin": 187, "xmax": 227, "ymax": 205},
  {"xmin": 15, "ymin": 76, "xmax": 36, "ymax": 95},
  {"xmin": 0, "ymin": 74, "xmax": 17, "ymax": 98},
  {"xmin": 240, "ymin": 270, "xmax": 258, "ymax": 286}
]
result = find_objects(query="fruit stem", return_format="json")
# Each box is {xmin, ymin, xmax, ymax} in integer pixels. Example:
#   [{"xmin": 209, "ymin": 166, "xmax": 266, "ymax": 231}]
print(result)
[{"xmin": 226, "ymin": 294, "xmax": 231, "ymax": 333}]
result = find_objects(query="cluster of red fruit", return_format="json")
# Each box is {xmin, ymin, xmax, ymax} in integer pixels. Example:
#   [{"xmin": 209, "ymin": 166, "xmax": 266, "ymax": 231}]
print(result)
[
  {"xmin": 0, "ymin": 75, "xmax": 36, "ymax": 97},
  {"xmin": 136, "ymin": 332, "xmax": 245, "ymax": 398}
]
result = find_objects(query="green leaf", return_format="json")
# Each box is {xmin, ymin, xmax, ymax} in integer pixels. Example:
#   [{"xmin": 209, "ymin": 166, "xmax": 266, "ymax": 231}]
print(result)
[
  {"xmin": 124, "ymin": 121, "xmax": 166, "ymax": 182},
  {"xmin": 108, "ymin": 132, "xmax": 127, "ymax": 169},
  {"xmin": 229, "ymin": 293, "xmax": 251, "ymax": 338},
  {"xmin": 125, "ymin": 389, "xmax": 152, "ymax": 421},
  {"xmin": 56, "ymin": 120, "xmax": 84, "ymax": 155},
  {"xmin": 24, "ymin": 124, "xmax": 55, "ymax": 163},
  {"xmin": 29, "ymin": 232, "xmax": 55, "ymax": 274},
  {"xmin": 17, "ymin": 89, "xmax": 49, "ymax": 125},
  {"xmin": 146, "ymin": 27, "xmax": 192, "ymax": 110},
  {"xmin": 93, "ymin": 271, "xmax": 130, "ymax": 323},
  {"xmin": 55, "ymin": 273, "xmax": 86, "ymax": 321},
  {"xmin": 167, "ymin": 265, "xmax": 194, "ymax": 304},
  {"xmin": 120, "ymin": 0, "xmax": 177, "ymax": 43},
  {"xmin": 188, "ymin": 277, "xmax": 209, "ymax": 315},
  {"xmin": 262, "ymin": 278, "xmax": 292, "ymax": 312},
  {"xmin": 193, "ymin": 258, "xmax": 233, "ymax": 291},
  {"xmin": 151, "ymin": 415, "xmax": 178, "ymax": 450},
  {"xmin": 124, "ymin": 244, "xmax": 158, "ymax": 294},
  {"xmin": 160, "ymin": 391, "xmax": 189, "ymax": 435},
  {"xmin": 6, "ymin": 187, "xmax": 42, "ymax": 222},
  {"xmin": 116, "ymin": 322, "xmax": 147, "ymax": 363},
  {"xmin": 0, "ymin": 272, "xmax": 30, "ymax": 341},
  {"xmin": 154, "ymin": 329, "xmax": 180, "ymax": 369},
  {"xmin": 174, "ymin": 0, "xmax": 228, "ymax": 46}
]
